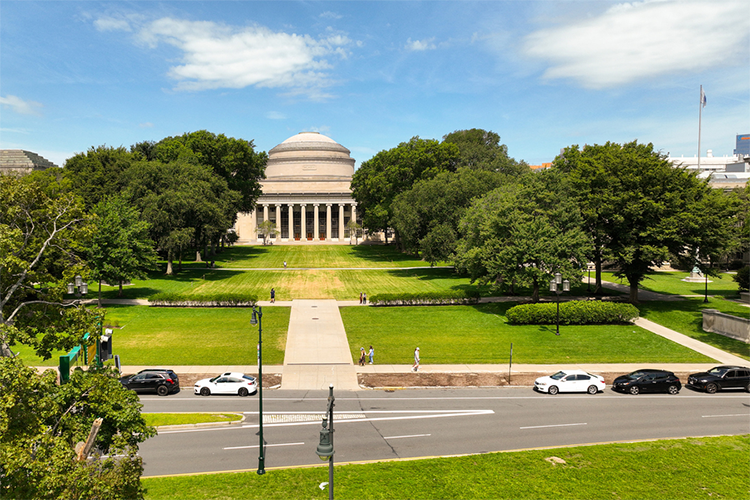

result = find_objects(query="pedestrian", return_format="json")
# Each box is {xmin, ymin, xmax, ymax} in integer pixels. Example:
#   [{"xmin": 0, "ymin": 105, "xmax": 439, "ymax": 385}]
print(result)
[
  {"xmin": 359, "ymin": 292, "xmax": 363, "ymax": 304},
  {"xmin": 283, "ymin": 261, "xmax": 287, "ymax": 269},
  {"xmin": 358, "ymin": 347, "xmax": 366, "ymax": 366},
  {"xmin": 363, "ymin": 292, "xmax": 367, "ymax": 304},
  {"xmin": 270, "ymin": 288, "xmax": 275, "ymax": 303},
  {"xmin": 368, "ymin": 345, "xmax": 374, "ymax": 364},
  {"xmin": 412, "ymin": 347, "xmax": 420, "ymax": 372}
]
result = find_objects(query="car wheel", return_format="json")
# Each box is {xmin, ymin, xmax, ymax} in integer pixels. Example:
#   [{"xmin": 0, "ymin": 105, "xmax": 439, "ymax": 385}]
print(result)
[
  {"xmin": 200, "ymin": 387, "xmax": 211, "ymax": 397},
  {"xmin": 587, "ymin": 385, "xmax": 598, "ymax": 395},
  {"xmin": 238, "ymin": 387, "xmax": 249, "ymax": 397},
  {"xmin": 668, "ymin": 385, "xmax": 679, "ymax": 395},
  {"xmin": 746, "ymin": 382, "xmax": 750, "ymax": 393},
  {"xmin": 548, "ymin": 386, "xmax": 559, "ymax": 395},
  {"xmin": 156, "ymin": 385, "xmax": 169, "ymax": 397},
  {"xmin": 706, "ymin": 383, "xmax": 718, "ymax": 394},
  {"xmin": 629, "ymin": 385, "xmax": 640, "ymax": 395}
]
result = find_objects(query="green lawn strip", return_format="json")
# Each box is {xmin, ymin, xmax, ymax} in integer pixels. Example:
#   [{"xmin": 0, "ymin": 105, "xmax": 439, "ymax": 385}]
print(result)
[
  {"xmin": 601, "ymin": 271, "xmax": 741, "ymax": 298},
  {"xmin": 341, "ymin": 303, "xmax": 711, "ymax": 364},
  {"xmin": 143, "ymin": 413, "xmax": 242, "ymax": 427},
  {"xmin": 142, "ymin": 435, "xmax": 750, "ymax": 500},
  {"xmin": 638, "ymin": 297, "xmax": 750, "ymax": 361},
  {"xmin": 17, "ymin": 305, "xmax": 291, "ymax": 367}
]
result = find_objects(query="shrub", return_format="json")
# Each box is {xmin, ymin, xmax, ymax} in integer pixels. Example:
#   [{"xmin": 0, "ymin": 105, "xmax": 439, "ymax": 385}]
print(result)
[
  {"xmin": 733, "ymin": 266, "xmax": 749, "ymax": 292},
  {"xmin": 149, "ymin": 292, "xmax": 257, "ymax": 307},
  {"xmin": 506, "ymin": 300, "xmax": 639, "ymax": 325},
  {"xmin": 370, "ymin": 290, "xmax": 480, "ymax": 306}
]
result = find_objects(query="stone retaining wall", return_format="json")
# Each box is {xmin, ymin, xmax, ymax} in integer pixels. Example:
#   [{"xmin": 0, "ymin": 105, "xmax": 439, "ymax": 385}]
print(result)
[{"xmin": 702, "ymin": 309, "xmax": 750, "ymax": 344}]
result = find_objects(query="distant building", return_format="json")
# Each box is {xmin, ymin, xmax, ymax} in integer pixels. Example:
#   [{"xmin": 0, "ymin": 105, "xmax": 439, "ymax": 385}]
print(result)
[
  {"xmin": 734, "ymin": 134, "xmax": 750, "ymax": 157},
  {"xmin": 529, "ymin": 162, "xmax": 552, "ymax": 171},
  {"xmin": 0, "ymin": 149, "xmax": 57, "ymax": 174}
]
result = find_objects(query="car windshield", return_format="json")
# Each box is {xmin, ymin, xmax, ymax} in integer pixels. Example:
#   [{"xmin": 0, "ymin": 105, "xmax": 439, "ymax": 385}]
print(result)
[
  {"xmin": 549, "ymin": 371, "xmax": 566, "ymax": 380},
  {"xmin": 209, "ymin": 376, "xmax": 220, "ymax": 383},
  {"xmin": 627, "ymin": 371, "xmax": 646, "ymax": 379},
  {"xmin": 708, "ymin": 367, "xmax": 728, "ymax": 376}
]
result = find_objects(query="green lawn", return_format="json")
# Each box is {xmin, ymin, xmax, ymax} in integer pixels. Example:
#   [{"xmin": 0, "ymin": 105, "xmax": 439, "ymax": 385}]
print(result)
[
  {"xmin": 638, "ymin": 297, "xmax": 750, "ymax": 361},
  {"xmin": 341, "ymin": 303, "xmax": 712, "ymax": 364},
  {"xmin": 601, "ymin": 271, "xmax": 742, "ymax": 298},
  {"xmin": 18, "ymin": 305, "xmax": 291, "ymax": 367},
  {"xmin": 143, "ymin": 413, "xmax": 242, "ymax": 427},
  {"xmin": 142, "ymin": 435, "xmax": 750, "ymax": 500}
]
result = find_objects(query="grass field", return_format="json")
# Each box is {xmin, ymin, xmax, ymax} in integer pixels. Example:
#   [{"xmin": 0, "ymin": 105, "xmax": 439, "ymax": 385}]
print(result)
[
  {"xmin": 601, "ymin": 271, "xmax": 742, "ymax": 298},
  {"xmin": 141, "ymin": 435, "xmax": 750, "ymax": 500},
  {"xmin": 341, "ymin": 303, "xmax": 713, "ymax": 364},
  {"xmin": 143, "ymin": 413, "xmax": 242, "ymax": 427}
]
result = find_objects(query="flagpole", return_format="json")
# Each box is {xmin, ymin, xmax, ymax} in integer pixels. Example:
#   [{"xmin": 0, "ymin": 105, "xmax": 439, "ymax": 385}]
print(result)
[{"xmin": 698, "ymin": 85, "xmax": 703, "ymax": 171}]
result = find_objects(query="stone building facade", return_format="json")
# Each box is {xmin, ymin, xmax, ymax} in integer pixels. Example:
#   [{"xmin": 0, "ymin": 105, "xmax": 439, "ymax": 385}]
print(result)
[
  {"xmin": 234, "ymin": 132, "xmax": 359, "ymax": 244},
  {"xmin": 0, "ymin": 149, "xmax": 57, "ymax": 174}
]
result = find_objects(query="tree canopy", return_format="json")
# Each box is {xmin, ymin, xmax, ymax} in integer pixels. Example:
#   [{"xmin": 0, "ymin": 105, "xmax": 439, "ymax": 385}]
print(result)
[{"xmin": 443, "ymin": 128, "xmax": 529, "ymax": 176}]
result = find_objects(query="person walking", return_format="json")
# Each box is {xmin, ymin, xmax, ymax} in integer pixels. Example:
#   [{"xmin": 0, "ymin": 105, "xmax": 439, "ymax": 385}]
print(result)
[
  {"xmin": 368, "ymin": 345, "xmax": 374, "ymax": 364},
  {"xmin": 270, "ymin": 288, "xmax": 275, "ymax": 303},
  {"xmin": 283, "ymin": 261, "xmax": 287, "ymax": 269},
  {"xmin": 358, "ymin": 347, "xmax": 366, "ymax": 366},
  {"xmin": 412, "ymin": 347, "xmax": 420, "ymax": 372},
  {"xmin": 363, "ymin": 292, "xmax": 367, "ymax": 304},
  {"xmin": 359, "ymin": 292, "xmax": 363, "ymax": 304}
]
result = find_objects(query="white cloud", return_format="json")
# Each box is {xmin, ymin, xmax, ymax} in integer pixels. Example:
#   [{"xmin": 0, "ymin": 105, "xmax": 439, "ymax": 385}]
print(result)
[
  {"xmin": 523, "ymin": 0, "xmax": 750, "ymax": 88},
  {"xmin": 94, "ymin": 16, "xmax": 132, "ymax": 32},
  {"xmin": 0, "ymin": 95, "xmax": 43, "ymax": 116},
  {"xmin": 266, "ymin": 111, "xmax": 286, "ymax": 120},
  {"xmin": 130, "ymin": 17, "xmax": 351, "ymax": 95},
  {"xmin": 405, "ymin": 37, "xmax": 437, "ymax": 52},
  {"xmin": 139, "ymin": 122, "xmax": 154, "ymax": 128},
  {"xmin": 319, "ymin": 11, "xmax": 342, "ymax": 20}
]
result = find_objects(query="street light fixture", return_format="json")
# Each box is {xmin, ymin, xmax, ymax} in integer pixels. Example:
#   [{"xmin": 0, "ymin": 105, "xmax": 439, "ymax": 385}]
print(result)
[
  {"xmin": 316, "ymin": 384, "xmax": 335, "ymax": 500},
  {"xmin": 250, "ymin": 306, "xmax": 265, "ymax": 475},
  {"xmin": 549, "ymin": 272, "xmax": 570, "ymax": 336},
  {"xmin": 67, "ymin": 275, "xmax": 88, "ymax": 298},
  {"xmin": 586, "ymin": 262, "xmax": 595, "ymax": 294}
]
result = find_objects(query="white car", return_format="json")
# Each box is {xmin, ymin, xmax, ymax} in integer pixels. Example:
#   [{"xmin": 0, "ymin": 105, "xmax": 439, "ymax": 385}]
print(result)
[
  {"xmin": 534, "ymin": 370, "xmax": 605, "ymax": 395},
  {"xmin": 194, "ymin": 372, "xmax": 258, "ymax": 397}
]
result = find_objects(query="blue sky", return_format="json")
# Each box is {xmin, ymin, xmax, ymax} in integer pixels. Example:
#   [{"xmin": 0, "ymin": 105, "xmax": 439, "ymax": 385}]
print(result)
[{"xmin": 1, "ymin": 0, "xmax": 748, "ymax": 169}]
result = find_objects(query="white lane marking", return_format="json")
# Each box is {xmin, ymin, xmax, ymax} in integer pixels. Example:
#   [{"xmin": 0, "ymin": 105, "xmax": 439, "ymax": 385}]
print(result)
[
  {"xmin": 520, "ymin": 422, "xmax": 587, "ymax": 430},
  {"xmin": 384, "ymin": 434, "xmax": 431, "ymax": 440},
  {"xmin": 702, "ymin": 414, "xmax": 750, "ymax": 418},
  {"xmin": 242, "ymin": 410, "xmax": 490, "ymax": 415},
  {"xmin": 157, "ymin": 410, "xmax": 494, "ymax": 434},
  {"xmin": 223, "ymin": 442, "xmax": 304, "ymax": 450},
  {"xmin": 144, "ymin": 394, "xmax": 750, "ymax": 401}
]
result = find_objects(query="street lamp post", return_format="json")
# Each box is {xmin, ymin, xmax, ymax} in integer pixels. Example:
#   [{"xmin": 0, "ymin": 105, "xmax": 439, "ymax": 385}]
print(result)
[
  {"xmin": 67, "ymin": 275, "xmax": 88, "ymax": 298},
  {"xmin": 549, "ymin": 272, "xmax": 570, "ymax": 336},
  {"xmin": 250, "ymin": 306, "xmax": 265, "ymax": 475},
  {"xmin": 316, "ymin": 384, "xmax": 335, "ymax": 500},
  {"xmin": 586, "ymin": 263, "xmax": 594, "ymax": 294}
]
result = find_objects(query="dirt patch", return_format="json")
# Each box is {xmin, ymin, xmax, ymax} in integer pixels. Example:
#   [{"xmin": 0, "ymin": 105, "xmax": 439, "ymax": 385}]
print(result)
[{"xmin": 178, "ymin": 373, "xmax": 282, "ymax": 389}]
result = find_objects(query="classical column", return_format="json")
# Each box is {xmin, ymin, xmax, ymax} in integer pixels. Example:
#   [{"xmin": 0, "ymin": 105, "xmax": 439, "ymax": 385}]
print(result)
[
  {"xmin": 300, "ymin": 204, "xmax": 307, "ymax": 241},
  {"xmin": 326, "ymin": 204, "xmax": 332, "ymax": 240},
  {"xmin": 275, "ymin": 205, "xmax": 281, "ymax": 241},
  {"xmin": 351, "ymin": 203, "xmax": 357, "ymax": 244},
  {"xmin": 338, "ymin": 204, "xmax": 345, "ymax": 241},
  {"xmin": 263, "ymin": 204, "xmax": 269, "ymax": 241},
  {"xmin": 288, "ymin": 204, "xmax": 294, "ymax": 241},
  {"xmin": 250, "ymin": 208, "xmax": 257, "ymax": 242},
  {"xmin": 313, "ymin": 203, "xmax": 320, "ymax": 240}
]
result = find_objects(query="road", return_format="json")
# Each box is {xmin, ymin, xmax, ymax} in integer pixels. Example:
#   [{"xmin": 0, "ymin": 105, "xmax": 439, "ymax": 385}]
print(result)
[{"xmin": 139, "ymin": 387, "xmax": 750, "ymax": 477}]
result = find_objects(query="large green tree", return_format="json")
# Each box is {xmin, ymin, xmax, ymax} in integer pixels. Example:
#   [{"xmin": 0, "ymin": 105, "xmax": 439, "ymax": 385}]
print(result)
[
  {"xmin": 87, "ymin": 196, "xmax": 158, "ymax": 305},
  {"xmin": 351, "ymin": 137, "xmax": 459, "ymax": 242},
  {"xmin": 63, "ymin": 146, "xmax": 134, "ymax": 209},
  {"xmin": 455, "ymin": 170, "xmax": 591, "ymax": 302},
  {"xmin": 442, "ymin": 128, "xmax": 529, "ymax": 175},
  {"xmin": 554, "ymin": 141, "xmax": 738, "ymax": 302}
]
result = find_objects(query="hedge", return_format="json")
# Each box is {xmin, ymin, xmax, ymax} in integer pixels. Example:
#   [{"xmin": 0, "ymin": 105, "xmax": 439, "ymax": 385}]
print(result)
[
  {"xmin": 149, "ymin": 292, "xmax": 257, "ymax": 307},
  {"xmin": 506, "ymin": 300, "xmax": 639, "ymax": 325},
  {"xmin": 369, "ymin": 290, "xmax": 481, "ymax": 306},
  {"xmin": 733, "ymin": 266, "xmax": 749, "ymax": 292}
]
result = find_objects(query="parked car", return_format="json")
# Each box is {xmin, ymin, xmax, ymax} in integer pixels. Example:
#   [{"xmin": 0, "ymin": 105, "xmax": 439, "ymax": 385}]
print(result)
[
  {"xmin": 612, "ymin": 369, "xmax": 681, "ymax": 395},
  {"xmin": 534, "ymin": 370, "xmax": 606, "ymax": 395},
  {"xmin": 686, "ymin": 365, "xmax": 750, "ymax": 393},
  {"xmin": 120, "ymin": 369, "xmax": 180, "ymax": 396},
  {"xmin": 194, "ymin": 372, "xmax": 258, "ymax": 397}
]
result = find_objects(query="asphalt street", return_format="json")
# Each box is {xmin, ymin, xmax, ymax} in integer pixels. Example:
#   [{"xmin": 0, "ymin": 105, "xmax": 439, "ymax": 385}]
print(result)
[{"xmin": 139, "ymin": 387, "xmax": 750, "ymax": 477}]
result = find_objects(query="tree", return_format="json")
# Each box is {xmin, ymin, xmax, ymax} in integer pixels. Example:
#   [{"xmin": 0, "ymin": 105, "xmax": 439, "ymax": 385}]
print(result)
[
  {"xmin": 455, "ymin": 170, "xmax": 591, "ymax": 302},
  {"xmin": 443, "ymin": 128, "xmax": 529, "ymax": 176},
  {"xmin": 87, "ymin": 195, "xmax": 159, "ymax": 305},
  {"xmin": 0, "ymin": 174, "xmax": 98, "ymax": 360},
  {"xmin": 63, "ymin": 146, "xmax": 134, "ymax": 209},
  {"xmin": 0, "ymin": 357, "xmax": 156, "ymax": 499},
  {"xmin": 256, "ymin": 220, "xmax": 277, "ymax": 246},
  {"xmin": 345, "ymin": 218, "xmax": 362, "ymax": 245},
  {"xmin": 554, "ymin": 140, "xmax": 740, "ymax": 302},
  {"xmin": 392, "ymin": 168, "xmax": 510, "ymax": 264},
  {"xmin": 351, "ymin": 137, "xmax": 459, "ymax": 242}
]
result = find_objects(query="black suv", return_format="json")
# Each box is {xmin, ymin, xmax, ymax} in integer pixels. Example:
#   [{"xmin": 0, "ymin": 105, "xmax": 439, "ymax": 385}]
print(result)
[
  {"xmin": 612, "ymin": 369, "xmax": 681, "ymax": 395},
  {"xmin": 119, "ymin": 369, "xmax": 180, "ymax": 396},
  {"xmin": 687, "ymin": 365, "xmax": 750, "ymax": 394}
]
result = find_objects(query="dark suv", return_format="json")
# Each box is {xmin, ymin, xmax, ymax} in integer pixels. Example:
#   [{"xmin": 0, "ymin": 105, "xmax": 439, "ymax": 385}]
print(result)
[
  {"xmin": 687, "ymin": 366, "xmax": 750, "ymax": 394},
  {"xmin": 119, "ymin": 369, "xmax": 180, "ymax": 396},
  {"xmin": 612, "ymin": 369, "xmax": 681, "ymax": 395}
]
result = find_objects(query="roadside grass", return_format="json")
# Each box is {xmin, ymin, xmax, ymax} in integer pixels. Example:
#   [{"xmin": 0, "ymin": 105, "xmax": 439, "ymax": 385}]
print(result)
[
  {"xmin": 638, "ymin": 297, "xmax": 750, "ymax": 361},
  {"xmin": 141, "ymin": 434, "xmax": 750, "ymax": 500},
  {"xmin": 340, "ymin": 303, "xmax": 712, "ymax": 364},
  {"xmin": 143, "ymin": 413, "xmax": 242, "ymax": 427},
  {"xmin": 18, "ymin": 305, "xmax": 290, "ymax": 367},
  {"xmin": 601, "ymin": 271, "xmax": 741, "ymax": 298},
  {"xmin": 165, "ymin": 244, "xmax": 443, "ymax": 269}
]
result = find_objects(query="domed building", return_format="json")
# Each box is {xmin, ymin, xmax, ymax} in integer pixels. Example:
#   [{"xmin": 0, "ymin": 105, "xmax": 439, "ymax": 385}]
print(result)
[{"xmin": 234, "ymin": 132, "xmax": 359, "ymax": 244}]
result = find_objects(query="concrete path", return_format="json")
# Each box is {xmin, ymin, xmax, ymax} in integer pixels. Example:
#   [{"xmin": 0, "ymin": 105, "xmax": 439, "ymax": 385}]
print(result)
[{"xmin": 280, "ymin": 299, "xmax": 359, "ymax": 390}]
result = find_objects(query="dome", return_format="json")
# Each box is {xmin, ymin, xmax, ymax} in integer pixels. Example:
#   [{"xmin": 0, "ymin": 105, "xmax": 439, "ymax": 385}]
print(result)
[{"xmin": 264, "ymin": 132, "xmax": 355, "ymax": 180}]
